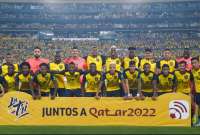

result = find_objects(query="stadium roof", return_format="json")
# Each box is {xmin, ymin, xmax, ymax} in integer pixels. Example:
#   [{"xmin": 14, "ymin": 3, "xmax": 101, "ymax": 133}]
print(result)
[{"xmin": 0, "ymin": 0, "xmax": 199, "ymax": 3}]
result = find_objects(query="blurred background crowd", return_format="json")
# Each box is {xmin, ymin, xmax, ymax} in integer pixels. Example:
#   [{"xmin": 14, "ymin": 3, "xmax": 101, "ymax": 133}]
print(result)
[{"xmin": 0, "ymin": 0, "xmax": 200, "ymax": 63}]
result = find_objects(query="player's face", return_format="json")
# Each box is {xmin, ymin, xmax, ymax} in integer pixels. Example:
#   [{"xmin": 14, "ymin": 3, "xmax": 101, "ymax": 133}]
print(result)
[
  {"xmin": 55, "ymin": 55, "xmax": 61, "ymax": 62},
  {"xmin": 8, "ymin": 65, "xmax": 15, "ymax": 75},
  {"xmin": 144, "ymin": 52, "xmax": 153, "ymax": 59},
  {"xmin": 129, "ymin": 50, "xmax": 135, "ymax": 58},
  {"xmin": 34, "ymin": 49, "xmax": 41, "ymax": 58},
  {"xmin": 109, "ymin": 64, "xmax": 116, "ymax": 74},
  {"xmin": 129, "ymin": 65, "xmax": 136, "ymax": 72},
  {"xmin": 68, "ymin": 64, "xmax": 75, "ymax": 72},
  {"xmin": 111, "ymin": 49, "xmax": 117, "ymax": 57},
  {"xmin": 40, "ymin": 66, "xmax": 48, "ymax": 74},
  {"xmin": 143, "ymin": 64, "xmax": 150, "ymax": 73},
  {"xmin": 5, "ymin": 55, "xmax": 12, "ymax": 64},
  {"xmin": 162, "ymin": 67, "xmax": 169, "ymax": 76},
  {"xmin": 163, "ymin": 50, "xmax": 171, "ymax": 59},
  {"xmin": 179, "ymin": 63, "xmax": 186, "ymax": 72},
  {"xmin": 91, "ymin": 47, "xmax": 98, "ymax": 56},
  {"xmin": 22, "ymin": 65, "xmax": 30, "ymax": 75},
  {"xmin": 192, "ymin": 59, "xmax": 199, "ymax": 69},
  {"xmin": 90, "ymin": 64, "xmax": 97, "ymax": 73},
  {"xmin": 71, "ymin": 49, "xmax": 80, "ymax": 57}
]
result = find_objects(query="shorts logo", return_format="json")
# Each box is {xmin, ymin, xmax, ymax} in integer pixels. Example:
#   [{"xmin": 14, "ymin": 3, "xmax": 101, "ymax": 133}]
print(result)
[
  {"xmin": 169, "ymin": 100, "xmax": 189, "ymax": 119},
  {"xmin": 8, "ymin": 97, "xmax": 29, "ymax": 119}
]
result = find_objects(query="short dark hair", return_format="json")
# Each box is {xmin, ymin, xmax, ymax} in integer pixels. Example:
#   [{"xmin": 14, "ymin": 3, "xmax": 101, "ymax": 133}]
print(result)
[
  {"xmin": 144, "ymin": 63, "xmax": 150, "ymax": 67},
  {"xmin": 162, "ymin": 64, "xmax": 169, "ymax": 69},
  {"xmin": 72, "ymin": 46, "xmax": 78, "ymax": 50},
  {"xmin": 39, "ymin": 63, "xmax": 49, "ymax": 69},
  {"xmin": 191, "ymin": 57, "xmax": 199, "ymax": 62},
  {"xmin": 179, "ymin": 61, "xmax": 187, "ymax": 66},
  {"xmin": 129, "ymin": 61, "xmax": 136, "ymax": 66},
  {"xmin": 20, "ymin": 62, "xmax": 31, "ymax": 69},
  {"xmin": 34, "ymin": 46, "xmax": 41, "ymax": 51},
  {"xmin": 164, "ymin": 48, "xmax": 171, "ymax": 52},
  {"xmin": 145, "ymin": 48, "xmax": 152, "ymax": 52},
  {"xmin": 128, "ymin": 47, "xmax": 136, "ymax": 51}
]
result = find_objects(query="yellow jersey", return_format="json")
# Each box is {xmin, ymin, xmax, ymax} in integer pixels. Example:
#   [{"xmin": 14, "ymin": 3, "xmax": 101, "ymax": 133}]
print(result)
[
  {"xmin": 33, "ymin": 73, "xmax": 55, "ymax": 93},
  {"xmin": 139, "ymin": 71, "xmax": 155, "ymax": 92},
  {"xmin": 105, "ymin": 57, "xmax": 121, "ymax": 72},
  {"xmin": 82, "ymin": 72, "xmax": 102, "ymax": 93},
  {"xmin": 123, "ymin": 69, "xmax": 139, "ymax": 90},
  {"xmin": 3, "ymin": 73, "xmax": 17, "ymax": 92},
  {"xmin": 123, "ymin": 56, "xmax": 139, "ymax": 69},
  {"xmin": 192, "ymin": 68, "xmax": 200, "ymax": 93},
  {"xmin": 64, "ymin": 71, "xmax": 82, "ymax": 90},
  {"xmin": 174, "ymin": 70, "xmax": 193, "ymax": 94},
  {"xmin": 1, "ymin": 64, "xmax": 19, "ymax": 76},
  {"xmin": 86, "ymin": 55, "xmax": 103, "ymax": 72},
  {"xmin": 49, "ymin": 62, "xmax": 65, "ymax": 88},
  {"xmin": 156, "ymin": 73, "xmax": 176, "ymax": 92},
  {"xmin": 16, "ymin": 73, "xmax": 33, "ymax": 91},
  {"xmin": 103, "ymin": 71, "xmax": 123, "ymax": 91},
  {"xmin": 157, "ymin": 59, "xmax": 176, "ymax": 72},
  {"xmin": 139, "ymin": 59, "xmax": 156, "ymax": 73}
]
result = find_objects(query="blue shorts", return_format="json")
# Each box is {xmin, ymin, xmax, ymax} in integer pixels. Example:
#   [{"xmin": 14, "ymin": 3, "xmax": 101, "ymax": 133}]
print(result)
[
  {"xmin": 129, "ymin": 89, "xmax": 138, "ymax": 97},
  {"xmin": 50, "ymin": 88, "xmax": 67, "ymax": 97},
  {"xmin": 41, "ymin": 92, "xmax": 49, "ymax": 97},
  {"xmin": 195, "ymin": 93, "xmax": 200, "ymax": 106},
  {"xmin": 106, "ymin": 90, "xmax": 121, "ymax": 97},
  {"xmin": 21, "ymin": 90, "xmax": 32, "ymax": 95},
  {"xmin": 142, "ymin": 92, "xmax": 153, "ymax": 97},
  {"xmin": 157, "ymin": 92, "xmax": 171, "ymax": 96},
  {"xmin": 84, "ymin": 92, "xmax": 96, "ymax": 97},
  {"xmin": 65, "ymin": 89, "xmax": 82, "ymax": 97}
]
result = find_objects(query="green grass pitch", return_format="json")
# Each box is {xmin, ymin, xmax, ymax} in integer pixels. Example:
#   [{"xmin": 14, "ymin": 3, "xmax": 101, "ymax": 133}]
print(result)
[{"xmin": 0, "ymin": 126, "xmax": 200, "ymax": 134}]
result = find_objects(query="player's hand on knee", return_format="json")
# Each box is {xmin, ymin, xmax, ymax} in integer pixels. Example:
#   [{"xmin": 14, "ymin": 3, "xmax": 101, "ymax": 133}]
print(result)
[
  {"xmin": 95, "ymin": 94, "xmax": 101, "ymax": 100},
  {"xmin": 140, "ymin": 94, "xmax": 145, "ymax": 100},
  {"xmin": 51, "ymin": 95, "xmax": 56, "ymax": 100},
  {"xmin": 152, "ymin": 92, "xmax": 158, "ymax": 101}
]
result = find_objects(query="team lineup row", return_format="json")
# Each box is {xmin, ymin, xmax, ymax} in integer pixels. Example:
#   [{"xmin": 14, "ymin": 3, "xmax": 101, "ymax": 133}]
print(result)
[{"xmin": 0, "ymin": 46, "xmax": 199, "ymax": 101}]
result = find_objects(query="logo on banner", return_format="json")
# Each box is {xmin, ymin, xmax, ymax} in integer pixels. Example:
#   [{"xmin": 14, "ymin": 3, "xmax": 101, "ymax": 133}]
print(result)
[
  {"xmin": 8, "ymin": 97, "xmax": 29, "ymax": 119},
  {"xmin": 169, "ymin": 100, "xmax": 189, "ymax": 119}
]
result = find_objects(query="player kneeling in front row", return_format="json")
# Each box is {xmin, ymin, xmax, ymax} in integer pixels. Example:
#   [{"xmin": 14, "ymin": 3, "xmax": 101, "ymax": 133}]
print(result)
[
  {"xmin": 154, "ymin": 64, "xmax": 176, "ymax": 96},
  {"xmin": 64, "ymin": 62, "xmax": 83, "ymax": 97},
  {"xmin": 98, "ymin": 63, "xmax": 125, "ymax": 97},
  {"xmin": 123, "ymin": 61, "xmax": 139, "ymax": 100},
  {"xmin": 82, "ymin": 63, "xmax": 102, "ymax": 97},
  {"xmin": 138, "ymin": 63, "xmax": 157, "ymax": 100},
  {"xmin": 32, "ymin": 63, "xmax": 58, "ymax": 100},
  {"xmin": 15, "ymin": 62, "xmax": 34, "ymax": 96}
]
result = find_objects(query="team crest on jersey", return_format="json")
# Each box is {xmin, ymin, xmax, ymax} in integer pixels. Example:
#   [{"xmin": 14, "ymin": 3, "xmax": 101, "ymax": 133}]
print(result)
[
  {"xmin": 170, "ymin": 62, "xmax": 174, "ymax": 66},
  {"xmin": 116, "ymin": 60, "xmax": 119, "ymax": 64},
  {"xmin": 168, "ymin": 78, "xmax": 172, "ymax": 81},
  {"xmin": 59, "ymin": 65, "xmax": 63, "ymax": 69},
  {"xmin": 184, "ymin": 75, "xmax": 189, "ymax": 80},
  {"xmin": 96, "ymin": 58, "xmax": 99, "ymax": 62},
  {"xmin": 148, "ymin": 76, "xmax": 153, "ymax": 80},
  {"xmin": 95, "ymin": 77, "xmax": 99, "ymax": 81}
]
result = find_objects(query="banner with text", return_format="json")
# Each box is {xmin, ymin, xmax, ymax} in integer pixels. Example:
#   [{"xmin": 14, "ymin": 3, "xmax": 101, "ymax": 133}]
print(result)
[{"xmin": 0, "ymin": 91, "xmax": 191, "ymax": 126}]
